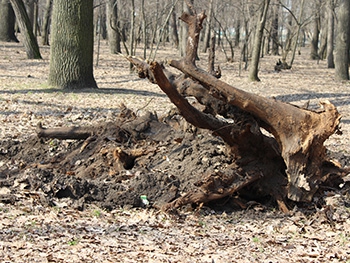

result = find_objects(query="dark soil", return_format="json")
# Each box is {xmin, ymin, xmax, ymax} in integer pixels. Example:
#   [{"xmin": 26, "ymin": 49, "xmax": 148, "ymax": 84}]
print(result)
[{"xmin": 0, "ymin": 107, "xmax": 237, "ymax": 211}]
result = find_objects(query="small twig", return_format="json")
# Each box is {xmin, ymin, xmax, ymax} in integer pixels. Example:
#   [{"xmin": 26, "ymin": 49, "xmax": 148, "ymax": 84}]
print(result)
[{"xmin": 136, "ymin": 98, "xmax": 155, "ymax": 115}]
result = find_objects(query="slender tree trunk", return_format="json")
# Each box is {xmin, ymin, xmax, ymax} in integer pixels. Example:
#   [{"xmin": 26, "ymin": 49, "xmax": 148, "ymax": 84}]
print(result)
[
  {"xmin": 9, "ymin": 0, "xmax": 41, "ymax": 59},
  {"xmin": 289, "ymin": 0, "xmax": 305, "ymax": 68},
  {"xmin": 170, "ymin": 7, "xmax": 179, "ymax": 48},
  {"xmin": 234, "ymin": 18, "xmax": 240, "ymax": 47},
  {"xmin": 0, "ymin": 0, "xmax": 19, "ymax": 42},
  {"xmin": 201, "ymin": 0, "xmax": 213, "ymax": 53},
  {"xmin": 128, "ymin": 0, "xmax": 136, "ymax": 71},
  {"xmin": 32, "ymin": 0, "xmax": 39, "ymax": 36},
  {"xmin": 327, "ymin": 0, "xmax": 335, "ymax": 68},
  {"xmin": 310, "ymin": 12, "xmax": 320, "ymax": 60},
  {"xmin": 129, "ymin": 0, "xmax": 135, "ymax": 56},
  {"xmin": 248, "ymin": 0, "xmax": 270, "ymax": 82},
  {"xmin": 141, "ymin": 0, "xmax": 147, "ymax": 58},
  {"xmin": 271, "ymin": 0, "xmax": 279, "ymax": 55},
  {"xmin": 318, "ymin": 28, "xmax": 327, "ymax": 60},
  {"xmin": 41, "ymin": 0, "xmax": 52, "ymax": 45},
  {"xmin": 180, "ymin": 0, "xmax": 193, "ymax": 57},
  {"xmin": 48, "ymin": 0, "xmax": 97, "ymax": 89},
  {"xmin": 24, "ymin": 0, "xmax": 34, "ymax": 27},
  {"xmin": 334, "ymin": 0, "xmax": 350, "ymax": 80},
  {"xmin": 106, "ymin": 0, "xmax": 121, "ymax": 54},
  {"xmin": 150, "ymin": 1, "xmax": 179, "ymax": 60}
]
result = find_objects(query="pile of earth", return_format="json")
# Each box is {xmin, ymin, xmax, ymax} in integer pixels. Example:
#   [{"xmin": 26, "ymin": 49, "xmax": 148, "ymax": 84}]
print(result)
[
  {"xmin": 0, "ymin": 106, "xmax": 236, "ymax": 211},
  {"xmin": 1, "ymin": 105, "xmax": 349, "ymax": 213}
]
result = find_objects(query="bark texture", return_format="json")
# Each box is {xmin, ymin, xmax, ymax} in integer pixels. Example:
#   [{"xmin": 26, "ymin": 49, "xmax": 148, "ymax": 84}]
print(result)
[
  {"xmin": 9, "ymin": 0, "xmax": 41, "ymax": 59},
  {"xmin": 0, "ymin": 0, "xmax": 19, "ymax": 42},
  {"xmin": 248, "ymin": 0, "xmax": 270, "ymax": 82},
  {"xmin": 334, "ymin": 0, "xmax": 350, "ymax": 80},
  {"xmin": 41, "ymin": 0, "xmax": 52, "ymax": 45},
  {"xmin": 327, "ymin": 0, "xmax": 335, "ymax": 68},
  {"xmin": 48, "ymin": 0, "xmax": 97, "ymax": 89},
  {"xmin": 106, "ymin": 0, "xmax": 121, "ymax": 54}
]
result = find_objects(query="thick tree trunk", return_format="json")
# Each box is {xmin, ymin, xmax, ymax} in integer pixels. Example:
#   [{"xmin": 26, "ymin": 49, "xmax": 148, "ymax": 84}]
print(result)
[
  {"xmin": 48, "ymin": 0, "xmax": 97, "ymax": 89},
  {"xmin": 9, "ymin": 0, "xmax": 41, "ymax": 59},
  {"xmin": 0, "ymin": 0, "xmax": 19, "ymax": 42},
  {"xmin": 334, "ymin": 0, "xmax": 350, "ymax": 80}
]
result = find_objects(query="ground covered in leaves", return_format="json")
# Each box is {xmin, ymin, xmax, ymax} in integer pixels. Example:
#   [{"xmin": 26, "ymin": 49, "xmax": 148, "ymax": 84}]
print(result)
[{"xmin": 0, "ymin": 40, "xmax": 350, "ymax": 262}]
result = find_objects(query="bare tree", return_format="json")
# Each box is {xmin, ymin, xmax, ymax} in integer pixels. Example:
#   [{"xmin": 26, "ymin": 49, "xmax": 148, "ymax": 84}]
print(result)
[
  {"xmin": 270, "ymin": 0, "xmax": 279, "ymax": 55},
  {"xmin": 310, "ymin": 1, "xmax": 321, "ymax": 60},
  {"xmin": 9, "ymin": 0, "xmax": 41, "ymax": 59},
  {"xmin": 248, "ymin": 0, "xmax": 270, "ymax": 81},
  {"xmin": 326, "ymin": 0, "xmax": 335, "ymax": 68},
  {"xmin": 169, "ymin": 4, "xmax": 179, "ymax": 48}
]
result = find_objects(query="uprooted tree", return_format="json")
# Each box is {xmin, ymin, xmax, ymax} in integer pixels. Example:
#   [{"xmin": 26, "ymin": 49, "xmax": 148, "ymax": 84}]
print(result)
[
  {"xmin": 125, "ymin": 9, "xmax": 348, "ymax": 211},
  {"xmin": 36, "ymin": 9, "xmax": 348, "ymax": 212}
]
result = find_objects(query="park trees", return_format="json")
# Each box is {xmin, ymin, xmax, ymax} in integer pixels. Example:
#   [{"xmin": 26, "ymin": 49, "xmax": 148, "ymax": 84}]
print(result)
[{"xmin": 48, "ymin": 0, "xmax": 97, "ymax": 89}]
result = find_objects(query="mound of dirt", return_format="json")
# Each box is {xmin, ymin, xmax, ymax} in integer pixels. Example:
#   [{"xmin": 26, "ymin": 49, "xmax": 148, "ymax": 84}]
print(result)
[{"xmin": 0, "ymin": 107, "xmax": 235, "ymax": 211}]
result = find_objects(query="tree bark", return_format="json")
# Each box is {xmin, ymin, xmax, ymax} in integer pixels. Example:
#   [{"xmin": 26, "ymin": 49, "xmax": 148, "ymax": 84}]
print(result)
[
  {"xmin": 48, "ymin": 0, "xmax": 97, "ymax": 89},
  {"xmin": 327, "ymin": 0, "xmax": 335, "ymax": 68},
  {"xmin": 0, "ymin": 0, "xmax": 19, "ymax": 42},
  {"xmin": 129, "ymin": 0, "xmax": 135, "ymax": 57},
  {"xmin": 9, "ymin": 0, "xmax": 41, "ymax": 59},
  {"xmin": 41, "ymin": 0, "xmax": 52, "ymax": 45},
  {"xmin": 179, "ymin": 0, "xmax": 193, "ymax": 57},
  {"xmin": 106, "ymin": 0, "xmax": 121, "ymax": 54},
  {"xmin": 169, "ymin": 6, "xmax": 179, "ymax": 48},
  {"xmin": 334, "ymin": 0, "xmax": 350, "ymax": 80},
  {"xmin": 270, "ymin": 0, "xmax": 279, "ymax": 55},
  {"xmin": 201, "ymin": 0, "xmax": 213, "ymax": 53},
  {"xmin": 248, "ymin": 0, "xmax": 270, "ymax": 82},
  {"xmin": 24, "ymin": 0, "xmax": 34, "ymax": 27},
  {"xmin": 310, "ymin": 11, "xmax": 320, "ymax": 60}
]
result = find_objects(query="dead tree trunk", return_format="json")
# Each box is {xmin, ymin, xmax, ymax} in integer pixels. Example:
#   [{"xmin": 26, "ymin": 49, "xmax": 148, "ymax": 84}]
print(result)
[{"xmin": 128, "ymin": 9, "xmax": 345, "ymax": 206}]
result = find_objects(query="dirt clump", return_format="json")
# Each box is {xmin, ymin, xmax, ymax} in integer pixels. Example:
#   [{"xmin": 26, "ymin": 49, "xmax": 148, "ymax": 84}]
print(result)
[{"xmin": 0, "ymin": 106, "xmax": 235, "ymax": 211}]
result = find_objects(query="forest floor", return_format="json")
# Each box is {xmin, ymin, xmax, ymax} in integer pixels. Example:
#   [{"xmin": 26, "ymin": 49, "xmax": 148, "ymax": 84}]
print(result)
[{"xmin": 0, "ymin": 39, "xmax": 350, "ymax": 262}]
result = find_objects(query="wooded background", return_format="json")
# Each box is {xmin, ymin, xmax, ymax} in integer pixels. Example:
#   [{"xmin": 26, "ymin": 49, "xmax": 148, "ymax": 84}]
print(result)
[{"xmin": 0, "ymin": 0, "xmax": 349, "ymax": 89}]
